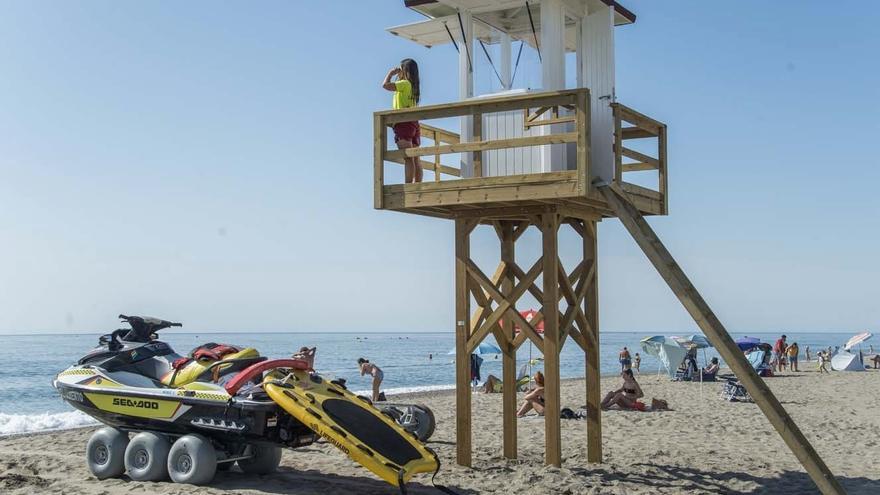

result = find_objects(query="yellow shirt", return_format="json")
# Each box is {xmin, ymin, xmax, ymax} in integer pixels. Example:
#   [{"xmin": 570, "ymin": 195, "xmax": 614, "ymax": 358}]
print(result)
[
  {"xmin": 392, "ymin": 79, "xmax": 415, "ymax": 110},
  {"xmin": 786, "ymin": 345, "xmax": 798, "ymax": 357}
]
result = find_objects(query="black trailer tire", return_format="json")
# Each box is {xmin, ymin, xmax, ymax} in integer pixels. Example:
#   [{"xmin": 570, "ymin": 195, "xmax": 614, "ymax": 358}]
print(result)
[
  {"xmin": 415, "ymin": 404, "xmax": 436, "ymax": 442},
  {"xmin": 125, "ymin": 432, "xmax": 170, "ymax": 481},
  {"xmin": 167, "ymin": 434, "xmax": 217, "ymax": 485},
  {"xmin": 237, "ymin": 444, "xmax": 282, "ymax": 475},
  {"xmin": 86, "ymin": 427, "xmax": 129, "ymax": 480}
]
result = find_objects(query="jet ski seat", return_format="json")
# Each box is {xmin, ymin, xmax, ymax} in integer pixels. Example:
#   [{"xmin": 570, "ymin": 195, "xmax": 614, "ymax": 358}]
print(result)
[{"xmin": 161, "ymin": 343, "xmax": 265, "ymax": 387}]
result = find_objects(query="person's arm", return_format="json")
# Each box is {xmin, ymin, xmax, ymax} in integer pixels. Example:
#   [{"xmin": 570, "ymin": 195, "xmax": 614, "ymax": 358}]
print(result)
[
  {"xmin": 634, "ymin": 382, "xmax": 644, "ymax": 399},
  {"xmin": 382, "ymin": 67, "xmax": 400, "ymax": 92},
  {"xmin": 360, "ymin": 364, "xmax": 367, "ymax": 376}
]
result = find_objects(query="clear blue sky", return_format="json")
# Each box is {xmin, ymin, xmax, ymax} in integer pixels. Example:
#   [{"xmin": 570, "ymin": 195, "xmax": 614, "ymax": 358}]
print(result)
[{"xmin": 0, "ymin": 1, "xmax": 877, "ymax": 334}]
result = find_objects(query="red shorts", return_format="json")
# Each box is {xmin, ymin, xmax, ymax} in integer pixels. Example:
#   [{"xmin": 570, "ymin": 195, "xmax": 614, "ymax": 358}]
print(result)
[
  {"xmin": 632, "ymin": 400, "xmax": 646, "ymax": 411},
  {"xmin": 393, "ymin": 121, "xmax": 420, "ymax": 147}
]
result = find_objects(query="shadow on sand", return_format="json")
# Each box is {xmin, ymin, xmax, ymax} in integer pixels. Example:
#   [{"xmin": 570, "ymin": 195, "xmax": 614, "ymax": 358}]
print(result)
[
  {"xmin": 205, "ymin": 465, "xmax": 477, "ymax": 495},
  {"xmin": 569, "ymin": 463, "xmax": 878, "ymax": 495}
]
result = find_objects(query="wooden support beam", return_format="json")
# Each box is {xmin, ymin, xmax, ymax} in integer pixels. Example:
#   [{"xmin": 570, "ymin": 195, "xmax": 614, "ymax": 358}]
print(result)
[
  {"xmin": 599, "ymin": 185, "xmax": 844, "ymax": 495},
  {"xmin": 540, "ymin": 213, "xmax": 562, "ymax": 467},
  {"xmin": 498, "ymin": 221, "xmax": 518, "ymax": 459},
  {"xmin": 621, "ymin": 126, "xmax": 657, "ymax": 139},
  {"xmin": 620, "ymin": 147, "xmax": 659, "ymax": 168},
  {"xmin": 386, "ymin": 132, "xmax": 578, "ymax": 160},
  {"xmin": 454, "ymin": 219, "xmax": 474, "ymax": 467},
  {"xmin": 582, "ymin": 219, "xmax": 602, "ymax": 463},
  {"xmin": 621, "ymin": 162, "xmax": 658, "ymax": 172}
]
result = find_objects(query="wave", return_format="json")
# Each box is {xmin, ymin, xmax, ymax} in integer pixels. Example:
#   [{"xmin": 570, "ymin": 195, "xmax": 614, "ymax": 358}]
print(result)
[
  {"xmin": 351, "ymin": 383, "xmax": 456, "ymax": 397},
  {"xmin": 0, "ymin": 410, "xmax": 98, "ymax": 437}
]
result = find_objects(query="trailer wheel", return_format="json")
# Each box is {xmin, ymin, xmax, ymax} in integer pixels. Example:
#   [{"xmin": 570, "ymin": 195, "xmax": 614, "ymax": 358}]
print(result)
[
  {"xmin": 125, "ymin": 432, "xmax": 170, "ymax": 481},
  {"xmin": 167, "ymin": 434, "xmax": 217, "ymax": 485},
  {"xmin": 237, "ymin": 444, "xmax": 282, "ymax": 474},
  {"xmin": 86, "ymin": 427, "xmax": 129, "ymax": 479}
]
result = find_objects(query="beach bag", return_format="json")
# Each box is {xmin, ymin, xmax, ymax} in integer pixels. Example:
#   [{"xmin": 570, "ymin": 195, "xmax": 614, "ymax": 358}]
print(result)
[
  {"xmin": 651, "ymin": 398, "xmax": 669, "ymax": 410},
  {"xmin": 560, "ymin": 407, "xmax": 577, "ymax": 419},
  {"xmin": 721, "ymin": 380, "xmax": 752, "ymax": 402}
]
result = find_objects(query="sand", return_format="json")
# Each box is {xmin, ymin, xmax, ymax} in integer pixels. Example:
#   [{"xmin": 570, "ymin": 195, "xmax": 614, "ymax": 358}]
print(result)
[{"xmin": 1, "ymin": 369, "xmax": 878, "ymax": 494}]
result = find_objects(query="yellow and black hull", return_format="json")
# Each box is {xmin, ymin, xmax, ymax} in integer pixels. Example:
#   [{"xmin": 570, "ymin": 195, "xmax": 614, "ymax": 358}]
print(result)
[{"xmin": 264, "ymin": 370, "xmax": 438, "ymax": 487}]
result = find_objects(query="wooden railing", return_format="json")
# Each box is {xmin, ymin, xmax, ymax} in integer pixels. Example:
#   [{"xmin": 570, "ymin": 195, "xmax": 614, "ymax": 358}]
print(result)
[
  {"xmin": 373, "ymin": 89, "xmax": 591, "ymax": 209},
  {"xmin": 612, "ymin": 103, "xmax": 668, "ymax": 214}
]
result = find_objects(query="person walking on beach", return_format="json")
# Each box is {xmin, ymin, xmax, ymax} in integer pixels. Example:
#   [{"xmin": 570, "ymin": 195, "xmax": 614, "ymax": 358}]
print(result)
[
  {"xmin": 773, "ymin": 334, "xmax": 787, "ymax": 373},
  {"xmin": 633, "ymin": 353, "xmax": 641, "ymax": 374},
  {"xmin": 805, "ymin": 346, "xmax": 811, "ymax": 362},
  {"xmin": 786, "ymin": 342, "xmax": 800, "ymax": 372},
  {"xmin": 817, "ymin": 350, "xmax": 829, "ymax": 373},
  {"xmin": 382, "ymin": 58, "xmax": 422, "ymax": 183},
  {"xmin": 358, "ymin": 358, "xmax": 384, "ymax": 402},
  {"xmin": 619, "ymin": 347, "xmax": 632, "ymax": 371}
]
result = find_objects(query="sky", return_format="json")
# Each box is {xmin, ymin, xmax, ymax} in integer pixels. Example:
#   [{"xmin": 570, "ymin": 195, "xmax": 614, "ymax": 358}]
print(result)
[{"xmin": 0, "ymin": 1, "xmax": 878, "ymax": 335}]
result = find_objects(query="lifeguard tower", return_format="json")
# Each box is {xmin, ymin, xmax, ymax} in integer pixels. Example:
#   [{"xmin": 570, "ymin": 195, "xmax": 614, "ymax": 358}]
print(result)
[{"xmin": 375, "ymin": 2, "xmax": 844, "ymax": 494}]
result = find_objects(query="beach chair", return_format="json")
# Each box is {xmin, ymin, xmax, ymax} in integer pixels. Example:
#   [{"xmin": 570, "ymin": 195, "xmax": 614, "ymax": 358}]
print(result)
[{"xmin": 720, "ymin": 378, "xmax": 753, "ymax": 402}]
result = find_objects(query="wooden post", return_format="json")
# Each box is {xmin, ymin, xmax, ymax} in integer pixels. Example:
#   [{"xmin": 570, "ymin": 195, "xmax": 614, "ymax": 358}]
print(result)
[
  {"xmin": 658, "ymin": 125, "xmax": 668, "ymax": 214},
  {"xmin": 540, "ymin": 213, "xmax": 562, "ymax": 467},
  {"xmin": 613, "ymin": 105, "xmax": 622, "ymax": 184},
  {"xmin": 575, "ymin": 90, "xmax": 589, "ymax": 196},
  {"xmin": 600, "ymin": 185, "xmax": 845, "ymax": 495},
  {"xmin": 473, "ymin": 112, "xmax": 483, "ymax": 177},
  {"xmin": 455, "ymin": 219, "xmax": 474, "ymax": 467},
  {"xmin": 499, "ymin": 221, "xmax": 517, "ymax": 459},
  {"xmin": 583, "ymin": 219, "xmax": 602, "ymax": 462},
  {"xmin": 373, "ymin": 114, "xmax": 385, "ymax": 209}
]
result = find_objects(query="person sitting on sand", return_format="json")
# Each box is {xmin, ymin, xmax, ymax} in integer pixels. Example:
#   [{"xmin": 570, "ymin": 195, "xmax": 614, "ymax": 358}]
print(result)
[
  {"xmin": 600, "ymin": 369, "xmax": 644, "ymax": 411},
  {"xmin": 482, "ymin": 374, "xmax": 502, "ymax": 393},
  {"xmin": 358, "ymin": 357, "xmax": 384, "ymax": 402},
  {"xmin": 516, "ymin": 371, "xmax": 545, "ymax": 417}
]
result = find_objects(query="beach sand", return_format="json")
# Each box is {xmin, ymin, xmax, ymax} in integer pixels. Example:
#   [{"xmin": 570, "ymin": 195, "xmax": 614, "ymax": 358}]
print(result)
[{"xmin": 1, "ymin": 369, "xmax": 878, "ymax": 494}]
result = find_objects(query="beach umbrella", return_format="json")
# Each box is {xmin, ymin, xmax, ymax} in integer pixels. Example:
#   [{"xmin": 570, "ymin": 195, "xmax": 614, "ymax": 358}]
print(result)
[
  {"xmin": 735, "ymin": 336, "xmax": 761, "ymax": 351},
  {"xmin": 844, "ymin": 331, "xmax": 872, "ymax": 351},
  {"xmin": 513, "ymin": 309, "xmax": 545, "ymax": 333},
  {"xmin": 639, "ymin": 336, "xmax": 688, "ymax": 378},
  {"xmin": 674, "ymin": 334, "xmax": 712, "ymax": 349},
  {"xmin": 446, "ymin": 342, "xmax": 502, "ymax": 356}
]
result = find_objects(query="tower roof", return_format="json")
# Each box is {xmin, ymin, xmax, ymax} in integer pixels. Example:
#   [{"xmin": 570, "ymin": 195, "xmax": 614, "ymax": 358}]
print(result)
[{"xmin": 391, "ymin": 0, "xmax": 635, "ymax": 51}]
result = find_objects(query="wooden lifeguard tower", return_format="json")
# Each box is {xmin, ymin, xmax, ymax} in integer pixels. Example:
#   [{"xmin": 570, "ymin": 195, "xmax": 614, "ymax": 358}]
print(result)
[{"xmin": 375, "ymin": 2, "xmax": 845, "ymax": 494}]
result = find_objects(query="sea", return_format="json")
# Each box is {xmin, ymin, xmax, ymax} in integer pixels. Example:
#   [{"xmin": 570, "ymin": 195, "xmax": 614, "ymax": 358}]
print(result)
[{"xmin": 0, "ymin": 331, "xmax": 860, "ymax": 436}]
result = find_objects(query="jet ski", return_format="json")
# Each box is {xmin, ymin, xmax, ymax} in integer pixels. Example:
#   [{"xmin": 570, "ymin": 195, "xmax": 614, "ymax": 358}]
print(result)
[{"xmin": 54, "ymin": 315, "xmax": 439, "ymax": 490}]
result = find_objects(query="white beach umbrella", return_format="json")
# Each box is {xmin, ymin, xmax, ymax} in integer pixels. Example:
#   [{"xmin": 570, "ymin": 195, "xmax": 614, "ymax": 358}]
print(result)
[{"xmin": 844, "ymin": 331, "xmax": 872, "ymax": 351}]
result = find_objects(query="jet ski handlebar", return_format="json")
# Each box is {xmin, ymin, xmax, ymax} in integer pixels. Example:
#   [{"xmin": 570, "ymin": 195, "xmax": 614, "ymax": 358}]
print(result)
[{"xmin": 118, "ymin": 314, "xmax": 182, "ymax": 342}]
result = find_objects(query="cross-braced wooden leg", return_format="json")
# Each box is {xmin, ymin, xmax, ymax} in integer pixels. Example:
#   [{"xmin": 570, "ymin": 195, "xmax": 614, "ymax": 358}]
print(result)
[
  {"xmin": 540, "ymin": 213, "xmax": 562, "ymax": 467},
  {"xmin": 454, "ymin": 218, "xmax": 476, "ymax": 467},
  {"xmin": 498, "ymin": 221, "xmax": 518, "ymax": 459},
  {"xmin": 583, "ymin": 219, "xmax": 602, "ymax": 463}
]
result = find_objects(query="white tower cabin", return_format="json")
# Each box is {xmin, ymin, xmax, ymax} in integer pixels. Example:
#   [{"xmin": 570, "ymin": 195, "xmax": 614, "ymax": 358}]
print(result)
[{"xmin": 373, "ymin": 2, "xmax": 845, "ymax": 494}]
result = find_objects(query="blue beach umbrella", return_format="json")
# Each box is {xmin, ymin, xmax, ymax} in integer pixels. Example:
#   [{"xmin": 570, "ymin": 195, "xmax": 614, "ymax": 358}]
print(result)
[{"xmin": 447, "ymin": 342, "xmax": 503, "ymax": 356}]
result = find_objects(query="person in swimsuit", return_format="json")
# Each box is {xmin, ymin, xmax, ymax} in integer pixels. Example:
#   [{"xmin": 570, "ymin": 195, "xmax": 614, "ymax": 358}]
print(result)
[
  {"xmin": 619, "ymin": 347, "xmax": 632, "ymax": 371},
  {"xmin": 382, "ymin": 58, "xmax": 422, "ymax": 183},
  {"xmin": 357, "ymin": 357, "xmax": 384, "ymax": 402},
  {"xmin": 600, "ymin": 369, "xmax": 644, "ymax": 410},
  {"xmin": 516, "ymin": 371, "xmax": 545, "ymax": 417}
]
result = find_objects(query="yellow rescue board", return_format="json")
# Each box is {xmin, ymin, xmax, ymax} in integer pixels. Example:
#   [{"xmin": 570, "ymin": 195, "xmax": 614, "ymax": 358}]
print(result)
[{"xmin": 264, "ymin": 370, "xmax": 438, "ymax": 487}]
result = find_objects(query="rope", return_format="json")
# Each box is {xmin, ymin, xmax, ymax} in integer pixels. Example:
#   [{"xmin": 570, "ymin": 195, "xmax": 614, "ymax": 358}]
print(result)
[
  {"xmin": 443, "ymin": 21, "xmax": 459, "ymax": 53},
  {"xmin": 526, "ymin": 1, "xmax": 541, "ymax": 63},
  {"xmin": 478, "ymin": 40, "xmax": 505, "ymax": 88},
  {"xmin": 511, "ymin": 40, "xmax": 524, "ymax": 86},
  {"xmin": 456, "ymin": 11, "xmax": 473, "ymax": 73}
]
